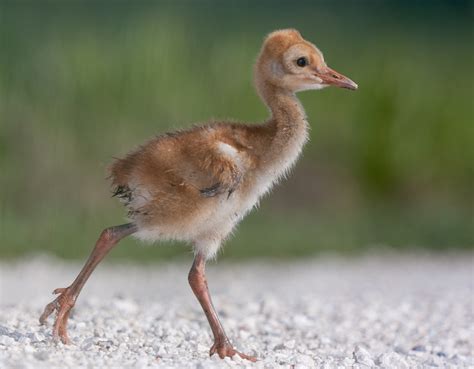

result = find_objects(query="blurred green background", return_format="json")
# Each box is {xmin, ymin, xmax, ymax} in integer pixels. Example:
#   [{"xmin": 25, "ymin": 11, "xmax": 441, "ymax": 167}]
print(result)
[{"xmin": 0, "ymin": 1, "xmax": 472, "ymax": 261}]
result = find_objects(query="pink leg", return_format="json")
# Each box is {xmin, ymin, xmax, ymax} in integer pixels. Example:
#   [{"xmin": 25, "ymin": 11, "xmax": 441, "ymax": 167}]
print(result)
[
  {"xmin": 188, "ymin": 253, "xmax": 257, "ymax": 362},
  {"xmin": 39, "ymin": 223, "xmax": 137, "ymax": 344}
]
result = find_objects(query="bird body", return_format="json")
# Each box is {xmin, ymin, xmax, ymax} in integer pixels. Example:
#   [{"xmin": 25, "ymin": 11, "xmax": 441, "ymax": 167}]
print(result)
[
  {"xmin": 109, "ymin": 101, "xmax": 308, "ymax": 258},
  {"xmin": 40, "ymin": 29, "xmax": 357, "ymax": 361}
]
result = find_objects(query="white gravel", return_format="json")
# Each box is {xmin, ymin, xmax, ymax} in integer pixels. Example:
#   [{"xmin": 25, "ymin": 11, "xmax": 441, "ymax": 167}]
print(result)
[{"xmin": 0, "ymin": 254, "xmax": 473, "ymax": 368}]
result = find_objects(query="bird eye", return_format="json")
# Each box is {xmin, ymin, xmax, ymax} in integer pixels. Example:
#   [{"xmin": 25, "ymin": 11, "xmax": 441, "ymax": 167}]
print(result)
[{"xmin": 296, "ymin": 57, "xmax": 308, "ymax": 67}]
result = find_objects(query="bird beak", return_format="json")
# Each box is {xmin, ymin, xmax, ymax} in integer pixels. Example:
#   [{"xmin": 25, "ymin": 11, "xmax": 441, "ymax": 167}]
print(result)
[{"xmin": 315, "ymin": 66, "xmax": 358, "ymax": 90}]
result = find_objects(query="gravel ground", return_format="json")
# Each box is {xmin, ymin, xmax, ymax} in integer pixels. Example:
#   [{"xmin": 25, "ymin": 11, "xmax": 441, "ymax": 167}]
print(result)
[{"xmin": 0, "ymin": 254, "xmax": 473, "ymax": 369}]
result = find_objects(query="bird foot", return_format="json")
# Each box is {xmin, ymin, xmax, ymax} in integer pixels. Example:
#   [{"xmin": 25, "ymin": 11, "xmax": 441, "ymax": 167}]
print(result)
[
  {"xmin": 39, "ymin": 287, "xmax": 75, "ymax": 344},
  {"xmin": 210, "ymin": 341, "xmax": 257, "ymax": 362}
]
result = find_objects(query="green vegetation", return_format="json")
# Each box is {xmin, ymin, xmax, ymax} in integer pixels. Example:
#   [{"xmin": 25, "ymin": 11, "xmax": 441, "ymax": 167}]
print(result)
[{"xmin": 0, "ymin": 1, "xmax": 472, "ymax": 261}]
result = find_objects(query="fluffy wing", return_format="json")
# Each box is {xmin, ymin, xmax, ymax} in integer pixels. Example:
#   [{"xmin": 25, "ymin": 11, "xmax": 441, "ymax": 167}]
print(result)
[{"xmin": 182, "ymin": 140, "xmax": 244, "ymax": 198}]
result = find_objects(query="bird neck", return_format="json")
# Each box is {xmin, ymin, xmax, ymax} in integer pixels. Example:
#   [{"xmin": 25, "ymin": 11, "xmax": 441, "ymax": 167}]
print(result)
[{"xmin": 258, "ymin": 82, "xmax": 309, "ymax": 168}]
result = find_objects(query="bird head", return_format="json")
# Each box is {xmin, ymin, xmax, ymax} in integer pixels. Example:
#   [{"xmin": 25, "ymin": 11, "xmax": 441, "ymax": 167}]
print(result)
[{"xmin": 255, "ymin": 29, "xmax": 357, "ymax": 94}]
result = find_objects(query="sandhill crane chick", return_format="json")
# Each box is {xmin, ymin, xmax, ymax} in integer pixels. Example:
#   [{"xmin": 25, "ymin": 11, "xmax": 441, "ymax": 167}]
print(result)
[{"xmin": 40, "ymin": 29, "xmax": 357, "ymax": 361}]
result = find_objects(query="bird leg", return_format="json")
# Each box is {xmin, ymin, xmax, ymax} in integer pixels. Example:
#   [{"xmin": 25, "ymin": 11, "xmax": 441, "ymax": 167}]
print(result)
[
  {"xmin": 39, "ymin": 223, "xmax": 137, "ymax": 344},
  {"xmin": 188, "ymin": 253, "xmax": 257, "ymax": 362}
]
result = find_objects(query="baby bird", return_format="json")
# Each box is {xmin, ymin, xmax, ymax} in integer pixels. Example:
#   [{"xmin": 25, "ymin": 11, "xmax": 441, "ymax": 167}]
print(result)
[{"xmin": 40, "ymin": 29, "xmax": 357, "ymax": 361}]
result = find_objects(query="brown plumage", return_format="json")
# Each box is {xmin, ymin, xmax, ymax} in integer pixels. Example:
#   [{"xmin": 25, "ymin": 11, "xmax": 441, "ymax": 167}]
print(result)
[{"xmin": 40, "ymin": 29, "xmax": 357, "ymax": 361}]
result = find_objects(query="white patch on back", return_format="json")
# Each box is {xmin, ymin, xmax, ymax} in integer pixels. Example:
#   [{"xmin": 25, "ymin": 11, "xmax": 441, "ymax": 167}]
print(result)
[{"xmin": 217, "ymin": 142, "xmax": 239, "ymax": 161}]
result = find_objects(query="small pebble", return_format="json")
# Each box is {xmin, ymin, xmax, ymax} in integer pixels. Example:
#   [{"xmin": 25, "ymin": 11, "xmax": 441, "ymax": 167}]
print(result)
[
  {"xmin": 411, "ymin": 344, "xmax": 426, "ymax": 352},
  {"xmin": 353, "ymin": 345, "xmax": 375, "ymax": 367},
  {"xmin": 33, "ymin": 350, "xmax": 50, "ymax": 361}
]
